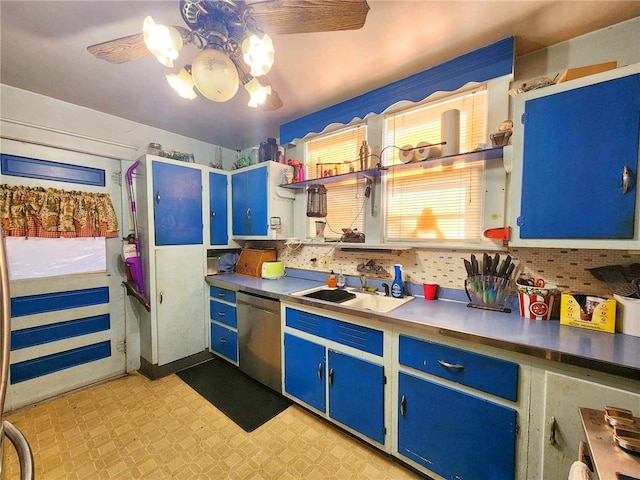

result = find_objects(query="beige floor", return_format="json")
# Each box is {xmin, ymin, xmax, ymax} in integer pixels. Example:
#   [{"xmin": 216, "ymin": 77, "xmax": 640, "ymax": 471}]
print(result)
[{"xmin": 2, "ymin": 371, "xmax": 423, "ymax": 479}]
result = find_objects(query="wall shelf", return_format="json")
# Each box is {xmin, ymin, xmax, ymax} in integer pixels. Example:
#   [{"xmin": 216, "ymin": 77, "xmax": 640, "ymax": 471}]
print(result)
[{"xmin": 279, "ymin": 146, "xmax": 504, "ymax": 190}]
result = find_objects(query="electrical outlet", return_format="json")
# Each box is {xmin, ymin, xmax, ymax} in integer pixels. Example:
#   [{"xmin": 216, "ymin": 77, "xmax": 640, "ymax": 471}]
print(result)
[{"xmin": 322, "ymin": 256, "xmax": 330, "ymax": 268}]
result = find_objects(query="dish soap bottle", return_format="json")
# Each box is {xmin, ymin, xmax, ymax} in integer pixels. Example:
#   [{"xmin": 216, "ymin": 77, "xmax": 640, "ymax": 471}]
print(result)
[
  {"xmin": 391, "ymin": 264, "xmax": 405, "ymax": 298},
  {"xmin": 337, "ymin": 270, "xmax": 346, "ymax": 289},
  {"xmin": 326, "ymin": 270, "xmax": 338, "ymax": 288}
]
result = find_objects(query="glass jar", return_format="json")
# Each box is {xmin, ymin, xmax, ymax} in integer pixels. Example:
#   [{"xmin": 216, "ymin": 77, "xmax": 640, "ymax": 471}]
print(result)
[{"xmin": 147, "ymin": 143, "xmax": 162, "ymax": 156}]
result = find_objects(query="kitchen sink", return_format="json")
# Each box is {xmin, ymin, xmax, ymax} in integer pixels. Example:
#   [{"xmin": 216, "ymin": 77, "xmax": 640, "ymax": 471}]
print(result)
[{"xmin": 292, "ymin": 286, "xmax": 413, "ymax": 313}]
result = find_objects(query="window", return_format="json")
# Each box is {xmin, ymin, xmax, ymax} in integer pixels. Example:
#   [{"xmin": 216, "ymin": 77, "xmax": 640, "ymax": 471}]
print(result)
[
  {"xmin": 384, "ymin": 89, "xmax": 487, "ymax": 243},
  {"xmin": 305, "ymin": 126, "xmax": 367, "ymax": 240}
]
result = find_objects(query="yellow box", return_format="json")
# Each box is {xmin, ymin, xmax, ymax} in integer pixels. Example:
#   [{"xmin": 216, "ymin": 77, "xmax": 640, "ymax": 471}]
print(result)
[{"xmin": 560, "ymin": 294, "xmax": 616, "ymax": 333}]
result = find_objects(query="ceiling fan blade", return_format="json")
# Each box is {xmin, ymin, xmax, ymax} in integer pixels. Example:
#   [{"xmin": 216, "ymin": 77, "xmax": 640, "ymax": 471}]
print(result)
[
  {"xmin": 87, "ymin": 33, "xmax": 150, "ymax": 64},
  {"xmin": 261, "ymin": 88, "xmax": 282, "ymax": 111},
  {"xmin": 249, "ymin": 0, "xmax": 370, "ymax": 35}
]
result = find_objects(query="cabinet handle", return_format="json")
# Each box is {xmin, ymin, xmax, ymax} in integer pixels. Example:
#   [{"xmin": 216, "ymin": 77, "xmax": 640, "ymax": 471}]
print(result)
[
  {"xmin": 218, "ymin": 311, "xmax": 226, "ymax": 317},
  {"xmin": 156, "ymin": 191, "xmax": 161, "ymax": 204},
  {"xmin": 159, "ymin": 292, "xmax": 163, "ymax": 304},
  {"xmin": 219, "ymin": 338, "xmax": 227, "ymax": 344},
  {"xmin": 218, "ymin": 292, "xmax": 226, "ymax": 298},
  {"xmin": 437, "ymin": 359, "xmax": 464, "ymax": 370},
  {"xmin": 246, "ymin": 208, "xmax": 251, "ymax": 220},
  {"xmin": 328, "ymin": 368, "xmax": 334, "ymax": 386},
  {"xmin": 211, "ymin": 210, "xmax": 216, "ymax": 218},
  {"xmin": 622, "ymin": 166, "xmax": 634, "ymax": 194},
  {"xmin": 317, "ymin": 363, "xmax": 323, "ymax": 380},
  {"xmin": 400, "ymin": 395, "xmax": 406, "ymax": 416},
  {"xmin": 548, "ymin": 415, "xmax": 557, "ymax": 445}
]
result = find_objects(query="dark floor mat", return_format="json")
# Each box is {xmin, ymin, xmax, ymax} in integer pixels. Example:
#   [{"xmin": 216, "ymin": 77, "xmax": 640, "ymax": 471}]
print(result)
[{"xmin": 176, "ymin": 358, "xmax": 292, "ymax": 432}]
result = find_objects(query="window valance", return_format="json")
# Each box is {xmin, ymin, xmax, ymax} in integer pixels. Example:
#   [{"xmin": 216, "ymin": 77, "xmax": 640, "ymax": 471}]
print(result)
[
  {"xmin": 0, "ymin": 184, "xmax": 119, "ymax": 238},
  {"xmin": 280, "ymin": 37, "xmax": 514, "ymax": 145}
]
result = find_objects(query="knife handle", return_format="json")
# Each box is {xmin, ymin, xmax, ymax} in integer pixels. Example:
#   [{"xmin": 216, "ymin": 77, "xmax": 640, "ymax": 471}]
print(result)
[{"xmin": 464, "ymin": 259, "xmax": 473, "ymax": 276}]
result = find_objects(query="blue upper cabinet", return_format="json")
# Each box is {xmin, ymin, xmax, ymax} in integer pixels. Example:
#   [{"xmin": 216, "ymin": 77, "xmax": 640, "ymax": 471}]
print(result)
[
  {"xmin": 209, "ymin": 171, "xmax": 228, "ymax": 245},
  {"xmin": 232, "ymin": 166, "xmax": 268, "ymax": 236},
  {"xmin": 152, "ymin": 161, "xmax": 203, "ymax": 245},
  {"xmin": 510, "ymin": 65, "xmax": 640, "ymax": 249}
]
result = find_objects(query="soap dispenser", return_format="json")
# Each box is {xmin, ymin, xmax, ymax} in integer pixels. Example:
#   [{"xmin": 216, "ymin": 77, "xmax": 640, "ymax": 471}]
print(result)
[
  {"xmin": 337, "ymin": 270, "xmax": 346, "ymax": 289},
  {"xmin": 391, "ymin": 264, "xmax": 405, "ymax": 298}
]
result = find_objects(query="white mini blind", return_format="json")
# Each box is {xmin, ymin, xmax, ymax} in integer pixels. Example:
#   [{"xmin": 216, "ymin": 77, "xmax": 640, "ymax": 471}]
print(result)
[
  {"xmin": 305, "ymin": 126, "xmax": 367, "ymax": 239},
  {"xmin": 385, "ymin": 88, "xmax": 487, "ymax": 165},
  {"xmin": 384, "ymin": 89, "xmax": 487, "ymax": 243}
]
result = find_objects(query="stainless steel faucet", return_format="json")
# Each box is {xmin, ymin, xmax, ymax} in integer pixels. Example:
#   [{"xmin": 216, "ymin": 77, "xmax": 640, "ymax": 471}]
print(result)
[{"xmin": 360, "ymin": 274, "xmax": 367, "ymax": 292}]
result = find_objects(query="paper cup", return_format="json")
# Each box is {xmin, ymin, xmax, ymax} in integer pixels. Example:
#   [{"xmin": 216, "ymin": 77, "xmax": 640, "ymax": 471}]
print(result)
[
  {"xmin": 517, "ymin": 284, "xmax": 558, "ymax": 320},
  {"xmin": 423, "ymin": 282, "xmax": 438, "ymax": 300}
]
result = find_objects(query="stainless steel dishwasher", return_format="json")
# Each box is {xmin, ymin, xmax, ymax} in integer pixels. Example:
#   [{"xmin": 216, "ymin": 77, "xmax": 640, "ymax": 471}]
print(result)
[{"xmin": 236, "ymin": 291, "xmax": 282, "ymax": 393}]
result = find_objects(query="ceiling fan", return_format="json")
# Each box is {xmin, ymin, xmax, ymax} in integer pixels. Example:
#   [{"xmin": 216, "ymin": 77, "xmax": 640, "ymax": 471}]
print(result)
[{"xmin": 87, "ymin": 0, "xmax": 370, "ymax": 111}]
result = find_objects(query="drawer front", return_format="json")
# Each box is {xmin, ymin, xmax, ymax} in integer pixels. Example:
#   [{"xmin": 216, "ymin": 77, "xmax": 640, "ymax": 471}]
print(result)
[
  {"xmin": 210, "ymin": 300, "xmax": 237, "ymax": 328},
  {"xmin": 209, "ymin": 286, "xmax": 236, "ymax": 304},
  {"xmin": 286, "ymin": 308, "xmax": 383, "ymax": 356},
  {"xmin": 210, "ymin": 323, "xmax": 238, "ymax": 362},
  {"xmin": 398, "ymin": 335, "xmax": 518, "ymax": 401}
]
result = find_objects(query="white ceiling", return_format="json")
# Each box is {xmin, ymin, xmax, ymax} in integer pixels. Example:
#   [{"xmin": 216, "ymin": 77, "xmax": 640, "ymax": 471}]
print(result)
[{"xmin": 1, "ymin": 1, "xmax": 639, "ymax": 151}]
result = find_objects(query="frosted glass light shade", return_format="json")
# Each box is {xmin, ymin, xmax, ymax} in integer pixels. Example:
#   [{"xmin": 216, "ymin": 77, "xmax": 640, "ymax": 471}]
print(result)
[
  {"xmin": 242, "ymin": 34, "xmax": 274, "ymax": 77},
  {"xmin": 142, "ymin": 16, "xmax": 183, "ymax": 67},
  {"xmin": 245, "ymin": 77, "xmax": 271, "ymax": 107},
  {"xmin": 166, "ymin": 68, "xmax": 197, "ymax": 99},
  {"xmin": 191, "ymin": 48, "xmax": 239, "ymax": 102}
]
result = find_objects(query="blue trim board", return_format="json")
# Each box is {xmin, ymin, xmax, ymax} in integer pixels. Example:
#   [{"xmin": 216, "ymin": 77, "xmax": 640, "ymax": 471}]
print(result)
[
  {"xmin": 11, "ymin": 287, "xmax": 109, "ymax": 318},
  {"xmin": 11, "ymin": 314, "xmax": 110, "ymax": 350},
  {"xmin": 10, "ymin": 341, "xmax": 111, "ymax": 384},
  {"xmin": 0, "ymin": 153, "xmax": 106, "ymax": 186},
  {"xmin": 280, "ymin": 37, "xmax": 514, "ymax": 144}
]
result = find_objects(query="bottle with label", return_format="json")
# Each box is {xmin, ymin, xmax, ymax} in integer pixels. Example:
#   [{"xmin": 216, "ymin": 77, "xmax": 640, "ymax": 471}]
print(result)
[
  {"xmin": 359, "ymin": 140, "xmax": 371, "ymax": 171},
  {"xmin": 391, "ymin": 264, "xmax": 405, "ymax": 298},
  {"xmin": 337, "ymin": 270, "xmax": 346, "ymax": 289}
]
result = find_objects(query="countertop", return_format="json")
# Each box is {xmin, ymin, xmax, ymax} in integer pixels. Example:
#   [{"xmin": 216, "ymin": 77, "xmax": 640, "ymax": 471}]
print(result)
[{"xmin": 206, "ymin": 273, "xmax": 640, "ymax": 380}]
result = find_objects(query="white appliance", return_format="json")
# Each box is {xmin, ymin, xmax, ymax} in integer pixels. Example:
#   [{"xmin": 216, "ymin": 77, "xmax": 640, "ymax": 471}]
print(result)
[{"xmin": 1, "ymin": 231, "xmax": 34, "ymax": 479}]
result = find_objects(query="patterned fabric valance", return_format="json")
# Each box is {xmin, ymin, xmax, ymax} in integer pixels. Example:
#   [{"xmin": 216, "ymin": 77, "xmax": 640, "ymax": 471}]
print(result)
[{"xmin": 0, "ymin": 184, "xmax": 119, "ymax": 238}]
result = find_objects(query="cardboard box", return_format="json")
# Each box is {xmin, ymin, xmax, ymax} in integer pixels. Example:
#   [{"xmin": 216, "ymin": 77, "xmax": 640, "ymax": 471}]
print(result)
[
  {"xmin": 560, "ymin": 294, "xmax": 616, "ymax": 333},
  {"xmin": 556, "ymin": 62, "xmax": 617, "ymax": 83}
]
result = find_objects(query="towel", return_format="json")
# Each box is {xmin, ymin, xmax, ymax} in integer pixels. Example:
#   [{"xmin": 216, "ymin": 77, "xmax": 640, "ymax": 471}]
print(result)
[{"xmin": 568, "ymin": 461, "xmax": 592, "ymax": 480}]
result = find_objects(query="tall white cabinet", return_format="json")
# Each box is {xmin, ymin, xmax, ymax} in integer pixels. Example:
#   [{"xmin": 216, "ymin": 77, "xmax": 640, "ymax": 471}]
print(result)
[{"xmin": 134, "ymin": 155, "xmax": 210, "ymax": 377}]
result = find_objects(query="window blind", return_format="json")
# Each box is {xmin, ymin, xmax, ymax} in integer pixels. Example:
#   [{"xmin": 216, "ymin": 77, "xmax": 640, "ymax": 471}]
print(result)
[
  {"xmin": 384, "ymin": 89, "xmax": 487, "ymax": 243},
  {"xmin": 305, "ymin": 127, "xmax": 367, "ymax": 239}
]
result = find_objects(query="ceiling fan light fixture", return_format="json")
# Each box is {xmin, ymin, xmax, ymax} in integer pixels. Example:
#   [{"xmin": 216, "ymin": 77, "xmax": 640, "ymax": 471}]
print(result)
[
  {"xmin": 191, "ymin": 47, "xmax": 239, "ymax": 102},
  {"xmin": 242, "ymin": 33, "xmax": 275, "ymax": 76},
  {"xmin": 245, "ymin": 77, "xmax": 272, "ymax": 107},
  {"xmin": 166, "ymin": 67, "xmax": 197, "ymax": 100},
  {"xmin": 142, "ymin": 16, "xmax": 183, "ymax": 67}
]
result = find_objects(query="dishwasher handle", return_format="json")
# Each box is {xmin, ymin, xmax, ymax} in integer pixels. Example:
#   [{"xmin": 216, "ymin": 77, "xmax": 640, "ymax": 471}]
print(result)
[{"xmin": 236, "ymin": 291, "xmax": 280, "ymax": 314}]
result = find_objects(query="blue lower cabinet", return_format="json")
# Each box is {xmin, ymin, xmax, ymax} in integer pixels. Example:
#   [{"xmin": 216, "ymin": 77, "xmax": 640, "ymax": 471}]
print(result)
[
  {"xmin": 328, "ymin": 350, "xmax": 385, "ymax": 444},
  {"xmin": 210, "ymin": 323, "xmax": 237, "ymax": 362},
  {"xmin": 398, "ymin": 371, "xmax": 517, "ymax": 480},
  {"xmin": 284, "ymin": 334, "xmax": 325, "ymax": 412}
]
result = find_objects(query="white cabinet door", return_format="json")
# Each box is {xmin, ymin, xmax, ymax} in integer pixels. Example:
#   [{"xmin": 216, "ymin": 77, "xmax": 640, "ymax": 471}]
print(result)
[
  {"xmin": 155, "ymin": 246, "xmax": 206, "ymax": 365},
  {"xmin": 540, "ymin": 371, "xmax": 640, "ymax": 479}
]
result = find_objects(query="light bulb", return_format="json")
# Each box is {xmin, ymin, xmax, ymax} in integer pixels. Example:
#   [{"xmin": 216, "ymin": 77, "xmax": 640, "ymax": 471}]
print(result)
[
  {"xmin": 166, "ymin": 67, "xmax": 197, "ymax": 99},
  {"xmin": 244, "ymin": 77, "xmax": 271, "ymax": 107},
  {"xmin": 242, "ymin": 34, "xmax": 274, "ymax": 77},
  {"xmin": 191, "ymin": 48, "xmax": 239, "ymax": 102},
  {"xmin": 142, "ymin": 16, "xmax": 183, "ymax": 67}
]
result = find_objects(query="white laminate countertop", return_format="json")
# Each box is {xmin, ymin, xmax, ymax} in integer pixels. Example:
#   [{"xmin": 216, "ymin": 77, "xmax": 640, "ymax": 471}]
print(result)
[{"xmin": 206, "ymin": 273, "xmax": 640, "ymax": 379}]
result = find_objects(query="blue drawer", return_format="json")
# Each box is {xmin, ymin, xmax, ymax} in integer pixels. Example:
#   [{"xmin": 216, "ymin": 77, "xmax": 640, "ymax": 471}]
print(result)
[
  {"xmin": 286, "ymin": 308, "xmax": 383, "ymax": 356},
  {"xmin": 210, "ymin": 323, "xmax": 237, "ymax": 362},
  {"xmin": 398, "ymin": 335, "xmax": 518, "ymax": 401},
  {"xmin": 210, "ymin": 300, "xmax": 237, "ymax": 328},
  {"xmin": 209, "ymin": 286, "xmax": 236, "ymax": 304}
]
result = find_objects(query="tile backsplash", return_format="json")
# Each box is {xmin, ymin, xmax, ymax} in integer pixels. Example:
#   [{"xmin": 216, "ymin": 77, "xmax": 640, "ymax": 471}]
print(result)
[{"xmin": 268, "ymin": 241, "xmax": 640, "ymax": 298}]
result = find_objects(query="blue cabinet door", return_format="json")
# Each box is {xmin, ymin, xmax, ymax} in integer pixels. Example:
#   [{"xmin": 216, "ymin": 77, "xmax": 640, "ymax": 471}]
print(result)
[
  {"xmin": 328, "ymin": 350, "xmax": 385, "ymax": 444},
  {"xmin": 398, "ymin": 371, "xmax": 517, "ymax": 480},
  {"xmin": 231, "ymin": 167, "xmax": 268, "ymax": 235},
  {"xmin": 284, "ymin": 334, "xmax": 325, "ymax": 412},
  {"xmin": 519, "ymin": 74, "xmax": 640, "ymax": 239},
  {"xmin": 209, "ymin": 171, "xmax": 228, "ymax": 245},
  {"xmin": 152, "ymin": 161, "xmax": 203, "ymax": 245}
]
